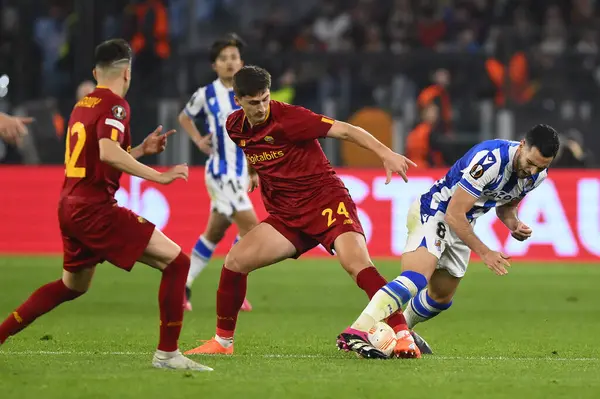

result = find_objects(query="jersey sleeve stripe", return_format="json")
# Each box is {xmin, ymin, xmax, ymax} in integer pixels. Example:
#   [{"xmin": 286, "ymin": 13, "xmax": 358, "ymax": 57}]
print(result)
[
  {"xmin": 321, "ymin": 117, "xmax": 334, "ymax": 124},
  {"xmin": 110, "ymin": 128, "xmax": 119, "ymax": 141},
  {"xmin": 105, "ymin": 118, "xmax": 125, "ymax": 133},
  {"xmin": 457, "ymin": 180, "xmax": 481, "ymax": 198}
]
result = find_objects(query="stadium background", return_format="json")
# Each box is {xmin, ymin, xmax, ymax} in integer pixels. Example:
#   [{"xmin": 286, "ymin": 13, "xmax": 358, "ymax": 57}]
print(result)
[{"xmin": 0, "ymin": 0, "xmax": 598, "ymax": 261}]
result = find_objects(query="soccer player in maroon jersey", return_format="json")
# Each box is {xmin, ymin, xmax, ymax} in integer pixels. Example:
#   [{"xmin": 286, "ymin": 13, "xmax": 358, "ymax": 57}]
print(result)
[
  {"xmin": 184, "ymin": 65, "xmax": 419, "ymax": 359},
  {"xmin": 0, "ymin": 39, "xmax": 211, "ymax": 371}
]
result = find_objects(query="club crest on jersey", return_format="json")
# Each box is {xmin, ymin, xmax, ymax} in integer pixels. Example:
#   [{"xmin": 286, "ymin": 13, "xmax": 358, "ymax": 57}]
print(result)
[
  {"xmin": 240, "ymin": 139, "xmax": 246, "ymax": 147},
  {"xmin": 112, "ymin": 105, "xmax": 127, "ymax": 120},
  {"xmin": 264, "ymin": 135, "xmax": 274, "ymax": 144},
  {"xmin": 470, "ymin": 164, "xmax": 484, "ymax": 179}
]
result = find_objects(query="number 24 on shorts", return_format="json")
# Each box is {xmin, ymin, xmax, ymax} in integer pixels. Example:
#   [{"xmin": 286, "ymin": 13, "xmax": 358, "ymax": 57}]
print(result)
[{"xmin": 321, "ymin": 201, "xmax": 350, "ymax": 227}]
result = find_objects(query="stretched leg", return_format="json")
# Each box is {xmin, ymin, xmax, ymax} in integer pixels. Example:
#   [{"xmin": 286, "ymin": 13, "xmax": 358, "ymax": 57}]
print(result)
[
  {"xmin": 405, "ymin": 269, "xmax": 459, "ymax": 329},
  {"xmin": 333, "ymin": 232, "xmax": 418, "ymax": 358},
  {"xmin": 333, "ymin": 231, "xmax": 409, "ymax": 332},
  {"xmin": 139, "ymin": 228, "xmax": 212, "ymax": 371},
  {"xmin": 351, "ymin": 247, "xmax": 436, "ymax": 332},
  {"xmin": 0, "ymin": 267, "xmax": 93, "ymax": 344},
  {"xmin": 184, "ymin": 222, "xmax": 297, "ymax": 355},
  {"xmin": 403, "ymin": 269, "xmax": 459, "ymax": 356}
]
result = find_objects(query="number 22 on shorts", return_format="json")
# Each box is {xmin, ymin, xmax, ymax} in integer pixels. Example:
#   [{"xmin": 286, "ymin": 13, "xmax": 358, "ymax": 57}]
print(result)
[
  {"xmin": 65, "ymin": 122, "xmax": 87, "ymax": 178},
  {"xmin": 321, "ymin": 201, "xmax": 350, "ymax": 227}
]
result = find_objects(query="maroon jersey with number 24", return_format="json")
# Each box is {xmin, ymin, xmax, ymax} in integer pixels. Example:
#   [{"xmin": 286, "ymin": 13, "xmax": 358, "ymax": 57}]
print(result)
[{"xmin": 226, "ymin": 100, "xmax": 364, "ymax": 256}]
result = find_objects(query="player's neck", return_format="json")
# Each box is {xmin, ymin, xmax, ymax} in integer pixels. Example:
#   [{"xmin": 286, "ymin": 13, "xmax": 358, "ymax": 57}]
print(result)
[
  {"xmin": 95, "ymin": 81, "xmax": 124, "ymax": 98},
  {"xmin": 219, "ymin": 77, "xmax": 234, "ymax": 89}
]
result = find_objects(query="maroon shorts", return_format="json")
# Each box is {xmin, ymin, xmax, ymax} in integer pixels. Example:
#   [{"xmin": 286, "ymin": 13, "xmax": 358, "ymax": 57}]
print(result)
[
  {"xmin": 263, "ymin": 191, "xmax": 364, "ymax": 258},
  {"xmin": 58, "ymin": 198, "xmax": 155, "ymax": 272}
]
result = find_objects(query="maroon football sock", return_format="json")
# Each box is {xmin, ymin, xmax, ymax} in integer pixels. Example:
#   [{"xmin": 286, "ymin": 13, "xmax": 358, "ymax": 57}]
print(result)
[
  {"xmin": 215, "ymin": 266, "xmax": 247, "ymax": 339},
  {"xmin": 157, "ymin": 251, "xmax": 190, "ymax": 352},
  {"xmin": 0, "ymin": 279, "xmax": 83, "ymax": 344},
  {"xmin": 356, "ymin": 266, "xmax": 408, "ymax": 332}
]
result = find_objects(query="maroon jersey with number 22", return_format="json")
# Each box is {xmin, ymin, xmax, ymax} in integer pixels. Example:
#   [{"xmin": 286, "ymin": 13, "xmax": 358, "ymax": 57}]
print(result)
[{"xmin": 226, "ymin": 101, "xmax": 364, "ymax": 255}]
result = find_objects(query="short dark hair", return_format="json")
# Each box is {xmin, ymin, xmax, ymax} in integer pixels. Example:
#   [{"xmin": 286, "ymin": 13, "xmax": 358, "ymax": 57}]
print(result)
[
  {"xmin": 525, "ymin": 124, "xmax": 560, "ymax": 158},
  {"xmin": 233, "ymin": 65, "xmax": 271, "ymax": 98},
  {"xmin": 94, "ymin": 39, "xmax": 132, "ymax": 68},
  {"xmin": 209, "ymin": 33, "xmax": 246, "ymax": 63}
]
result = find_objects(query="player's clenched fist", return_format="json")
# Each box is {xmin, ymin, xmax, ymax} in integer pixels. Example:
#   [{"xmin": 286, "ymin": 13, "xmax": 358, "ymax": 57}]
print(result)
[
  {"xmin": 481, "ymin": 250, "xmax": 511, "ymax": 276},
  {"xmin": 158, "ymin": 164, "xmax": 189, "ymax": 184},
  {"xmin": 382, "ymin": 150, "xmax": 417, "ymax": 183},
  {"xmin": 510, "ymin": 221, "xmax": 532, "ymax": 241}
]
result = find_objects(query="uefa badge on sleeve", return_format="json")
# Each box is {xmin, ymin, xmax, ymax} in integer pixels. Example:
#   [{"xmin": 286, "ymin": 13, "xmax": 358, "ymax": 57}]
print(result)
[
  {"xmin": 112, "ymin": 105, "xmax": 127, "ymax": 120},
  {"xmin": 469, "ymin": 164, "xmax": 484, "ymax": 179}
]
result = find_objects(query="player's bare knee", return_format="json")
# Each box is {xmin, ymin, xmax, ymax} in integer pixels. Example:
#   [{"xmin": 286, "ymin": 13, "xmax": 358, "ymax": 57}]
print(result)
[
  {"xmin": 224, "ymin": 248, "xmax": 253, "ymax": 273},
  {"xmin": 62, "ymin": 269, "xmax": 94, "ymax": 293}
]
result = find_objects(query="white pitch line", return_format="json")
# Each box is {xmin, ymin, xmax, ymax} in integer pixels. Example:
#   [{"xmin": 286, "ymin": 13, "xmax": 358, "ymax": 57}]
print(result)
[{"xmin": 0, "ymin": 351, "xmax": 597, "ymax": 362}]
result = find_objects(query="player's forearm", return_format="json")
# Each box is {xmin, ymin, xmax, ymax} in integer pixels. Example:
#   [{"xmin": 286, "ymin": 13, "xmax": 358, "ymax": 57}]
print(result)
[
  {"xmin": 329, "ymin": 121, "xmax": 392, "ymax": 160},
  {"xmin": 99, "ymin": 139, "xmax": 162, "ymax": 182},
  {"xmin": 496, "ymin": 205, "xmax": 520, "ymax": 231},
  {"xmin": 129, "ymin": 145, "xmax": 145, "ymax": 159},
  {"xmin": 178, "ymin": 112, "xmax": 204, "ymax": 145},
  {"xmin": 445, "ymin": 211, "xmax": 491, "ymax": 257}
]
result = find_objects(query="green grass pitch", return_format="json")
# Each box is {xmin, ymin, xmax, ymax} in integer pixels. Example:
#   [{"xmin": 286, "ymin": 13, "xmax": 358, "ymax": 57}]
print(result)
[{"xmin": 1, "ymin": 256, "xmax": 600, "ymax": 399}]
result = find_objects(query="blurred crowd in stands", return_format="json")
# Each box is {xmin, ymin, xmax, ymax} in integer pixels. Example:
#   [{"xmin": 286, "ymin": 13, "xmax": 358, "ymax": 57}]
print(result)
[{"xmin": 0, "ymin": 0, "xmax": 597, "ymax": 167}]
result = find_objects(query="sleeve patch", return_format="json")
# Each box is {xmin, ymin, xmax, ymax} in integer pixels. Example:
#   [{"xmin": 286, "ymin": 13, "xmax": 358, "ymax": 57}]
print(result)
[
  {"xmin": 105, "ymin": 118, "xmax": 125, "ymax": 132},
  {"xmin": 111, "ymin": 105, "xmax": 127, "ymax": 120},
  {"xmin": 469, "ymin": 164, "xmax": 485, "ymax": 179}
]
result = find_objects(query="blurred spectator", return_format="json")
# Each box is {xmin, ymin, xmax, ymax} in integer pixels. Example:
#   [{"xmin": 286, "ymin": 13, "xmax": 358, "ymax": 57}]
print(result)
[
  {"xmin": 76, "ymin": 80, "xmax": 96, "ymax": 101},
  {"xmin": 539, "ymin": 5, "xmax": 567, "ymax": 55},
  {"xmin": 312, "ymin": 1, "xmax": 351, "ymax": 51},
  {"xmin": 387, "ymin": 0, "xmax": 414, "ymax": 53},
  {"xmin": 416, "ymin": 4, "xmax": 447, "ymax": 49},
  {"xmin": 417, "ymin": 69, "xmax": 452, "ymax": 132},
  {"xmin": 34, "ymin": 1, "xmax": 70, "ymax": 96},
  {"xmin": 405, "ymin": 104, "xmax": 445, "ymax": 168},
  {"xmin": 553, "ymin": 129, "xmax": 589, "ymax": 168},
  {"xmin": 129, "ymin": 0, "xmax": 170, "ymax": 96},
  {"xmin": 271, "ymin": 69, "xmax": 296, "ymax": 104}
]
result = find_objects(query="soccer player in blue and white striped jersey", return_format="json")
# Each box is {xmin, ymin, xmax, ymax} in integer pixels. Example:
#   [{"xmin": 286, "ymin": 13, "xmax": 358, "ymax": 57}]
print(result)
[
  {"xmin": 339, "ymin": 124, "xmax": 560, "ymax": 358},
  {"xmin": 178, "ymin": 34, "xmax": 257, "ymax": 312}
]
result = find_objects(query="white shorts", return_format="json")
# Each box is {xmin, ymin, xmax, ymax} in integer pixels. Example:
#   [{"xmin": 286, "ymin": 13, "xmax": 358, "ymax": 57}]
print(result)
[
  {"xmin": 205, "ymin": 172, "xmax": 253, "ymax": 219},
  {"xmin": 404, "ymin": 200, "xmax": 472, "ymax": 278}
]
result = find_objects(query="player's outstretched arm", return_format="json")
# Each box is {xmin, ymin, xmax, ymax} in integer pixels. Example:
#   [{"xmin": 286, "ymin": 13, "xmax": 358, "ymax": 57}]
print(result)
[
  {"xmin": 99, "ymin": 138, "xmax": 188, "ymax": 184},
  {"xmin": 326, "ymin": 121, "xmax": 416, "ymax": 183},
  {"xmin": 446, "ymin": 187, "xmax": 510, "ymax": 275},
  {"xmin": 496, "ymin": 198, "xmax": 532, "ymax": 241}
]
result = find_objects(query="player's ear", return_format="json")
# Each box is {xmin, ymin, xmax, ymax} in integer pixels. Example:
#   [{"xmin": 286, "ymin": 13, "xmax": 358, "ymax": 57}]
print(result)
[
  {"xmin": 234, "ymin": 96, "xmax": 241, "ymax": 106},
  {"xmin": 212, "ymin": 63, "xmax": 217, "ymax": 73},
  {"xmin": 92, "ymin": 68, "xmax": 98, "ymax": 82}
]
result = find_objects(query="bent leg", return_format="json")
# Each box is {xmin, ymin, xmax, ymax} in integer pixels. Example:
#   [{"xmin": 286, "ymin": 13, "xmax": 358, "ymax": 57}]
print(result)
[
  {"xmin": 185, "ymin": 222, "xmax": 299, "ymax": 354},
  {"xmin": 404, "ymin": 269, "xmax": 459, "ymax": 329}
]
